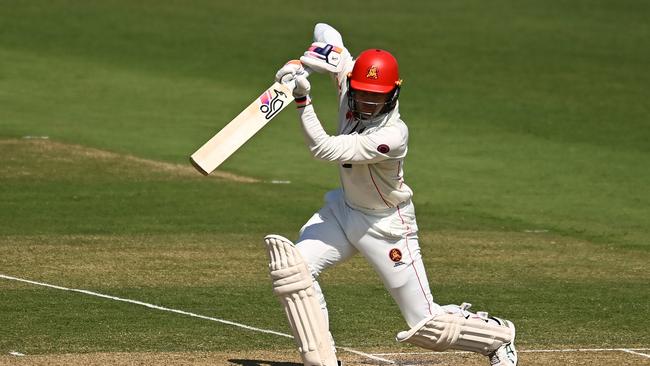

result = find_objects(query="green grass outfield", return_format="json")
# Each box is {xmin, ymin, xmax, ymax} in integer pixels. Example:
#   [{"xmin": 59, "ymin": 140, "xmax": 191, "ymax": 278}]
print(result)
[{"xmin": 1, "ymin": 0, "xmax": 649, "ymax": 361}]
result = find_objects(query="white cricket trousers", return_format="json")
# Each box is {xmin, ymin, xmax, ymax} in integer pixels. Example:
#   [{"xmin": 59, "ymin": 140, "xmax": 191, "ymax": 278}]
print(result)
[{"xmin": 296, "ymin": 189, "xmax": 442, "ymax": 328}]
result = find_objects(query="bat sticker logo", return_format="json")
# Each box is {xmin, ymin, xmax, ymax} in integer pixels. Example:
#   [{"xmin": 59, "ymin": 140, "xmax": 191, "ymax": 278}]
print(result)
[{"xmin": 259, "ymin": 89, "xmax": 287, "ymax": 120}]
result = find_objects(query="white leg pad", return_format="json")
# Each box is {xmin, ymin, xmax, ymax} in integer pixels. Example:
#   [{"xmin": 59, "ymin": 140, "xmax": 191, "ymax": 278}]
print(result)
[
  {"xmin": 264, "ymin": 234, "xmax": 337, "ymax": 366},
  {"xmin": 396, "ymin": 311, "xmax": 513, "ymax": 355}
]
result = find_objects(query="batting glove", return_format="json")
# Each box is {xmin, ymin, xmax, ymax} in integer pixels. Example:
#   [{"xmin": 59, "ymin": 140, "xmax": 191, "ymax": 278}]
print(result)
[
  {"xmin": 293, "ymin": 74, "xmax": 311, "ymax": 107},
  {"xmin": 275, "ymin": 60, "xmax": 305, "ymax": 84},
  {"xmin": 300, "ymin": 42, "xmax": 349, "ymax": 74},
  {"xmin": 293, "ymin": 74, "xmax": 310, "ymax": 98}
]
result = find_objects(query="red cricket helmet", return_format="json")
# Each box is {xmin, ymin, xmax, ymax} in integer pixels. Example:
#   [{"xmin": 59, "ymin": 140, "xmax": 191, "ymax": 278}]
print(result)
[
  {"xmin": 347, "ymin": 49, "xmax": 402, "ymax": 119},
  {"xmin": 349, "ymin": 49, "xmax": 401, "ymax": 93}
]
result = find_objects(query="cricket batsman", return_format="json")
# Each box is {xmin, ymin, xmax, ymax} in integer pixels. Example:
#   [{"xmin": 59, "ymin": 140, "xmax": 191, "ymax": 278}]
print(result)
[{"xmin": 264, "ymin": 23, "xmax": 518, "ymax": 366}]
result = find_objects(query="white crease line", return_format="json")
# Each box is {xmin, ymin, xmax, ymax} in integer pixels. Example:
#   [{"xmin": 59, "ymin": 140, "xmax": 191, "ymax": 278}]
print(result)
[
  {"xmin": 374, "ymin": 347, "xmax": 650, "ymax": 356},
  {"xmin": 6, "ymin": 274, "xmax": 647, "ymax": 363},
  {"xmin": 373, "ymin": 348, "xmax": 650, "ymax": 355},
  {"xmin": 621, "ymin": 349, "xmax": 650, "ymax": 359},
  {"xmin": 268, "ymin": 180, "xmax": 291, "ymax": 184},
  {"xmin": 523, "ymin": 348, "xmax": 650, "ymax": 353},
  {"xmin": 338, "ymin": 347, "xmax": 396, "ymax": 364},
  {"xmin": 0, "ymin": 273, "xmax": 395, "ymax": 364},
  {"xmin": 0, "ymin": 274, "xmax": 290, "ymax": 338}
]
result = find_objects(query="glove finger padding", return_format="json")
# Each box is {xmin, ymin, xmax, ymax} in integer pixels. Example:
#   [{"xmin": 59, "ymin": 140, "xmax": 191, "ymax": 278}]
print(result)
[
  {"xmin": 293, "ymin": 75, "xmax": 311, "ymax": 99},
  {"xmin": 275, "ymin": 60, "xmax": 304, "ymax": 84},
  {"xmin": 300, "ymin": 42, "xmax": 350, "ymax": 74}
]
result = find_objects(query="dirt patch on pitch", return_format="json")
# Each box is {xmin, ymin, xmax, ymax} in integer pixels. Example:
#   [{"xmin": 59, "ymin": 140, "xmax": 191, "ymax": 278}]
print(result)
[
  {"xmin": 0, "ymin": 138, "xmax": 258, "ymax": 183},
  {"xmin": 378, "ymin": 350, "xmax": 650, "ymax": 365},
  {"xmin": 1, "ymin": 349, "xmax": 648, "ymax": 365},
  {"xmin": 0, "ymin": 351, "xmax": 301, "ymax": 366}
]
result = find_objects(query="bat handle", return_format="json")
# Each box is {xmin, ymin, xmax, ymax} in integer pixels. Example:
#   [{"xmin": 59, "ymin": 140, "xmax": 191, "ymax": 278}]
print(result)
[
  {"xmin": 281, "ymin": 66, "xmax": 312, "ymax": 93},
  {"xmin": 301, "ymin": 66, "xmax": 313, "ymax": 77}
]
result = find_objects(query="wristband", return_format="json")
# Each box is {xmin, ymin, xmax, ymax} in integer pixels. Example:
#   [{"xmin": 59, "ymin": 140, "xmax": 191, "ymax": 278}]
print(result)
[{"xmin": 295, "ymin": 96, "xmax": 311, "ymax": 108}]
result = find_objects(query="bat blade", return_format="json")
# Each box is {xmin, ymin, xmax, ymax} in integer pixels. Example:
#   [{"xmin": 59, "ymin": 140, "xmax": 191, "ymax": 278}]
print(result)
[{"xmin": 190, "ymin": 82, "xmax": 294, "ymax": 175}]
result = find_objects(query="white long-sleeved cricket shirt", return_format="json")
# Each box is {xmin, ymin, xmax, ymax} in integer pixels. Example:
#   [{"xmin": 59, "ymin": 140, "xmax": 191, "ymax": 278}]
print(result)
[{"xmin": 297, "ymin": 24, "xmax": 413, "ymax": 213}]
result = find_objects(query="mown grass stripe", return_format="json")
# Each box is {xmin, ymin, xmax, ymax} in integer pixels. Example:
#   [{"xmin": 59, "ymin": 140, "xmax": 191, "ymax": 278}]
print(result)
[
  {"xmin": 0, "ymin": 273, "xmax": 292, "ymax": 338},
  {"xmin": 0, "ymin": 273, "xmax": 396, "ymax": 364}
]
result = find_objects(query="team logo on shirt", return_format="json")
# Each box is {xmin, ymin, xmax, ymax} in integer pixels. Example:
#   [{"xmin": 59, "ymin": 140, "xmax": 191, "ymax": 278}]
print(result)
[
  {"xmin": 366, "ymin": 65, "xmax": 379, "ymax": 79},
  {"xmin": 377, "ymin": 144, "xmax": 390, "ymax": 154},
  {"xmin": 389, "ymin": 248, "xmax": 402, "ymax": 262}
]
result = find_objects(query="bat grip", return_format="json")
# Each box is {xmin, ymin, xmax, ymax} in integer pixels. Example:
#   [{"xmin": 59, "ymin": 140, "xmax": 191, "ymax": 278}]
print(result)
[
  {"xmin": 281, "ymin": 66, "xmax": 312, "ymax": 92},
  {"xmin": 301, "ymin": 66, "xmax": 313, "ymax": 77}
]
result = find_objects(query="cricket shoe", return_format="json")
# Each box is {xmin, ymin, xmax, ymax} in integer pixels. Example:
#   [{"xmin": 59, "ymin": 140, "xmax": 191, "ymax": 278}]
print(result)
[{"xmin": 488, "ymin": 318, "xmax": 517, "ymax": 366}]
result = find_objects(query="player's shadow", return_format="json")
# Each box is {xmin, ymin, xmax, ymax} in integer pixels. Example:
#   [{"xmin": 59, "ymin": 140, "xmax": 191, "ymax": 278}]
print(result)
[{"xmin": 228, "ymin": 360, "xmax": 301, "ymax": 366}]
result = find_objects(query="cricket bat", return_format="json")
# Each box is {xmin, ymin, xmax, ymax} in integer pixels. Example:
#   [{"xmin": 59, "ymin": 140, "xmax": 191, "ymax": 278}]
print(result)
[{"xmin": 190, "ymin": 75, "xmax": 305, "ymax": 175}]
